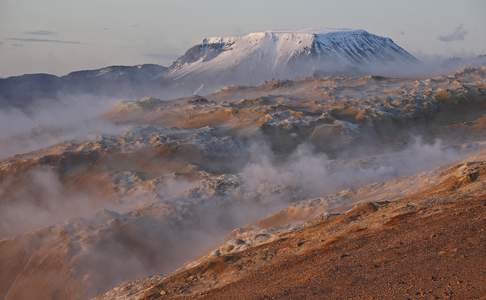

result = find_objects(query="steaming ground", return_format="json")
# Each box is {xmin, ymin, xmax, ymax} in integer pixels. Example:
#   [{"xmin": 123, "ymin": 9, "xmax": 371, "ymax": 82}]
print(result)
[
  {"xmin": 103, "ymin": 148, "xmax": 486, "ymax": 300},
  {"xmin": 0, "ymin": 66, "xmax": 486, "ymax": 299},
  {"xmin": 0, "ymin": 94, "xmax": 127, "ymax": 159},
  {"xmin": 0, "ymin": 135, "xmax": 464, "ymax": 238},
  {"xmin": 0, "ymin": 139, "xmax": 473, "ymax": 299}
]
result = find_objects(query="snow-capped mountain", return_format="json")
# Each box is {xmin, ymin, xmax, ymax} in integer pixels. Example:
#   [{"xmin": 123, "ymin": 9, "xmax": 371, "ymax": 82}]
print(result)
[
  {"xmin": 168, "ymin": 29, "xmax": 418, "ymax": 86},
  {"xmin": 0, "ymin": 29, "xmax": 419, "ymax": 108}
]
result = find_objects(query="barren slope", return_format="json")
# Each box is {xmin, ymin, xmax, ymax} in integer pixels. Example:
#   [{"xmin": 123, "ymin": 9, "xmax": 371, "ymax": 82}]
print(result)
[
  {"xmin": 0, "ymin": 66, "xmax": 485, "ymax": 300},
  {"xmin": 98, "ymin": 151, "xmax": 486, "ymax": 299}
]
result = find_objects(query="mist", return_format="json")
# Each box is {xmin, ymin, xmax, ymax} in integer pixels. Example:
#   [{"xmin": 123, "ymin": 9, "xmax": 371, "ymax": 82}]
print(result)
[
  {"xmin": 0, "ymin": 111, "xmax": 474, "ymax": 298},
  {"xmin": 0, "ymin": 131, "xmax": 465, "ymax": 241},
  {"xmin": 0, "ymin": 55, "xmax": 482, "ymax": 300},
  {"xmin": 0, "ymin": 94, "xmax": 127, "ymax": 159},
  {"xmin": 0, "ymin": 168, "xmax": 111, "ymax": 237},
  {"xmin": 78, "ymin": 136, "xmax": 467, "ymax": 297}
]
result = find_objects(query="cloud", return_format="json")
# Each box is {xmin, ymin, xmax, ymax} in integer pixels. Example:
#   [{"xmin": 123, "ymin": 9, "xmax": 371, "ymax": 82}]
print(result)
[
  {"xmin": 438, "ymin": 24, "xmax": 468, "ymax": 42},
  {"xmin": 24, "ymin": 30, "xmax": 57, "ymax": 36},
  {"xmin": 7, "ymin": 37, "xmax": 82, "ymax": 44}
]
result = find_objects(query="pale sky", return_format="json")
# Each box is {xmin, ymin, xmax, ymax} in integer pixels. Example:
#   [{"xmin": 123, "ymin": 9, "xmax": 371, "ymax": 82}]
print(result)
[{"xmin": 1, "ymin": 0, "xmax": 485, "ymax": 77}]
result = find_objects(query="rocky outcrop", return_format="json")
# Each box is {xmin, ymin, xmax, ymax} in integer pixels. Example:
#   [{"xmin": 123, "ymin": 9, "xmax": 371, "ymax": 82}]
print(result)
[
  {"xmin": 97, "ymin": 150, "xmax": 486, "ymax": 300},
  {"xmin": 1, "ymin": 66, "xmax": 486, "ymax": 300}
]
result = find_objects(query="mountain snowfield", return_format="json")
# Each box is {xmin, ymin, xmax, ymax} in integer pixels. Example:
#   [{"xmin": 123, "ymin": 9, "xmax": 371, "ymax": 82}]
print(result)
[
  {"xmin": 168, "ymin": 29, "xmax": 418, "ymax": 86},
  {"xmin": 0, "ymin": 29, "xmax": 421, "ymax": 107}
]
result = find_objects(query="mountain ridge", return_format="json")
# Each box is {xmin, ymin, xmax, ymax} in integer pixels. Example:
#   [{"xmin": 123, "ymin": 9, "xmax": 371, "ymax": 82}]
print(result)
[
  {"xmin": 169, "ymin": 30, "xmax": 418, "ymax": 82},
  {"xmin": 0, "ymin": 29, "xmax": 429, "ymax": 109}
]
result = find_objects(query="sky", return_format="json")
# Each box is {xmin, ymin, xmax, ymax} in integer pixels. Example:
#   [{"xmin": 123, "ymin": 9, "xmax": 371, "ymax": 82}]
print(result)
[{"xmin": 0, "ymin": 0, "xmax": 485, "ymax": 77}]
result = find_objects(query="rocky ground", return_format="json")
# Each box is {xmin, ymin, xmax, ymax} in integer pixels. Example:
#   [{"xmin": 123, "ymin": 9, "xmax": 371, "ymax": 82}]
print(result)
[
  {"xmin": 0, "ymin": 66, "xmax": 485, "ymax": 299},
  {"xmin": 97, "ymin": 150, "xmax": 486, "ymax": 300}
]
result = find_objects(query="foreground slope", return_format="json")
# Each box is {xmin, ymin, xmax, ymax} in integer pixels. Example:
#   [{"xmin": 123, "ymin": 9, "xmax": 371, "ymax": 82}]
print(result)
[
  {"xmin": 0, "ymin": 67, "xmax": 486, "ymax": 300},
  {"xmin": 98, "ymin": 150, "xmax": 486, "ymax": 299}
]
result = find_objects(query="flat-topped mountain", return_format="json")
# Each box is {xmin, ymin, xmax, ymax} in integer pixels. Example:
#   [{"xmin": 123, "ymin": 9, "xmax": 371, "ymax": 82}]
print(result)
[
  {"xmin": 0, "ymin": 30, "xmax": 419, "ymax": 108},
  {"xmin": 170, "ymin": 30, "xmax": 417, "ymax": 84}
]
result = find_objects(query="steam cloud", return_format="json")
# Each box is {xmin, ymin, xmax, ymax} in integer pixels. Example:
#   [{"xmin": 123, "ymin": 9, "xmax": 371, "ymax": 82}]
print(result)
[
  {"xmin": 0, "ymin": 168, "xmax": 110, "ymax": 237},
  {"xmin": 0, "ymin": 42, "xmax": 482, "ymax": 298},
  {"xmin": 0, "ymin": 125, "xmax": 469, "ymax": 298},
  {"xmin": 0, "ymin": 135, "xmax": 463, "ymax": 239},
  {"xmin": 0, "ymin": 94, "xmax": 126, "ymax": 159}
]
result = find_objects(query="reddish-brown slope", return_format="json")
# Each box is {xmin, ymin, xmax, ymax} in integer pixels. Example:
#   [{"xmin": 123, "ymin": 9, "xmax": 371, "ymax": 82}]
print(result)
[
  {"xmin": 196, "ymin": 196, "xmax": 486, "ymax": 299},
  {"xmin": 112, "ymin": 156, "xmax": 486, "ymax": 300}
]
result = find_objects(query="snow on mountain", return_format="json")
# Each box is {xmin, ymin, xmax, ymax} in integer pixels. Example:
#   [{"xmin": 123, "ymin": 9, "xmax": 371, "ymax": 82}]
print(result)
[
  {"xmin": 0, "ymin": 30, "xmax": 419, "ymax": 107},
  {"xmin": 168, "ymin": 29, "xmax": 418, "ymax": 85}
]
